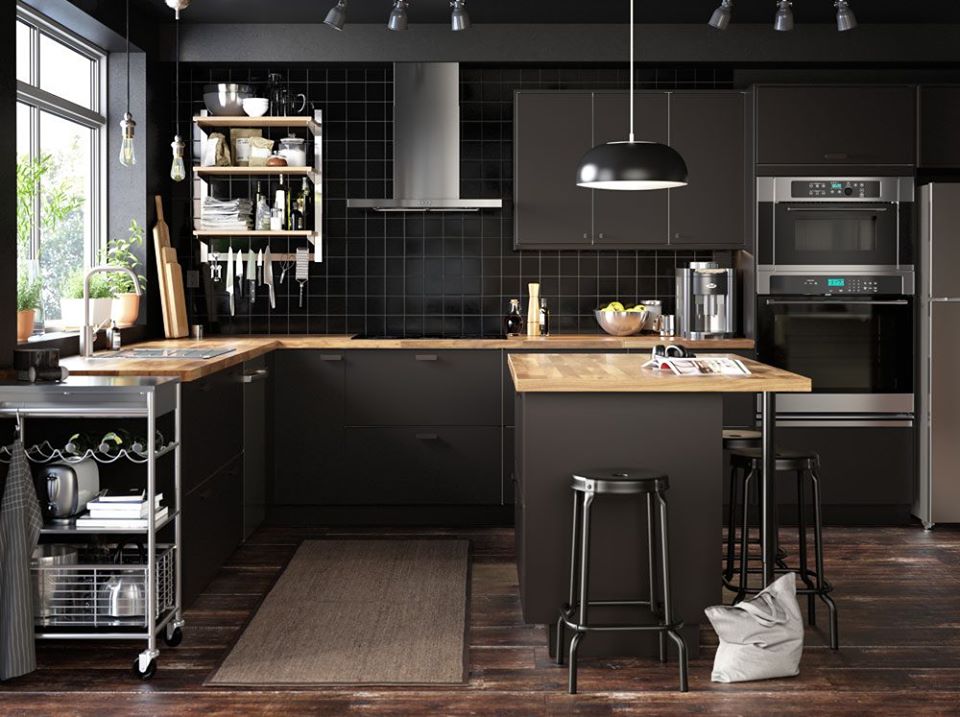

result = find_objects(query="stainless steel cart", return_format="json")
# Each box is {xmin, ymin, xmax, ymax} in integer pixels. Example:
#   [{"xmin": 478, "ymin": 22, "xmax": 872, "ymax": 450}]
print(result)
[{"xmin": 0, "ymin": 376, "xmax": 183, "ymax": 679}]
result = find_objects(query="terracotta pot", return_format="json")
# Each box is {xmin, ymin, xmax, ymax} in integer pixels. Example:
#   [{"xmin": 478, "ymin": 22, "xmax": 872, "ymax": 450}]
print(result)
[
  {"xmin": 111, "ymin": 293, "xmax": 141, "ymax": 327},
  {"xmin": 16, "ymin": 309, "xmax": 35, "ymax": 343}
]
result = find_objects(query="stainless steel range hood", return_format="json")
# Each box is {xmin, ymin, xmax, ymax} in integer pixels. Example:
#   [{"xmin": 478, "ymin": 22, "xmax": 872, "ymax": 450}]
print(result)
[{"xmin": 346, "ymin": 63, "xmax": 502, "ymax": 212}]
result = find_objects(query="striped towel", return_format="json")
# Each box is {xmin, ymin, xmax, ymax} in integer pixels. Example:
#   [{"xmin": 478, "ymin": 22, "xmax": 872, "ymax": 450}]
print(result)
[{"xmin": 0, "ymin": 440, "xmax": 43, "ymax": 680}]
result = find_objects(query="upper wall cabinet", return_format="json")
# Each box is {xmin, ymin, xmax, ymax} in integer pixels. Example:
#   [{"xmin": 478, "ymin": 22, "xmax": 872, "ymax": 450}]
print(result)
[
  {"xmin": 755, "ymin": 85, "xmax": 916, "ymax": 173},
  {"xmin": 514, "ymin": 90, "xmax": 748, "ymax": 250},
  {"xmin": 919, "ymin": 86, "xmax": 960, "ymax": 169}
]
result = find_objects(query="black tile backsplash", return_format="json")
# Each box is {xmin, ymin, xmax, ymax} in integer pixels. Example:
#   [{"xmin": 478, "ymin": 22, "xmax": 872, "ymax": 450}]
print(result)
[{"xmin": 179, "ymin": 63, "xmax": 732, "ymax": 336}]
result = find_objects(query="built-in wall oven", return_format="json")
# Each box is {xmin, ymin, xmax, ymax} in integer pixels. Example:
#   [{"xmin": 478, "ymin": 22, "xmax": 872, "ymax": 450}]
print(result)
[{"xmin": 756, "ymin": 177, "xmax": 915, "ymax": 425}]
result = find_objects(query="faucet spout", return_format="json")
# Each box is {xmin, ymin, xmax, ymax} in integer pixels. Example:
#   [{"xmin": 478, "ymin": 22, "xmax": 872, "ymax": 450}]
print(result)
[{"xmin": 80, "ymin": 265, "xmax": 143, "ymax": 357}]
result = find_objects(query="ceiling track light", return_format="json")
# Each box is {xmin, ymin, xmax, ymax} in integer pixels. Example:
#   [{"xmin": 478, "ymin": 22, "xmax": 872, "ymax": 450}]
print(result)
[
  {"xmin": 835, "ymin": 0, "xmax": 857, "ymax": 31},
  {"xmin": 324, "ymin": 0, "xmax": 347, "ymax": 31},
  {"xmin": 451, "ymin": 0, "xmax": 470, "ymax": 31},
  {"xmin": 387, "ymin": 0, "xmax": 409, "ymax": 32},
  {"xmin": 708, "ymin": 0, "xmax": 733, "ymax": 30},
  {"xmin": 774, "ymin": 0, "xmax": 794, "ymax": 32}
]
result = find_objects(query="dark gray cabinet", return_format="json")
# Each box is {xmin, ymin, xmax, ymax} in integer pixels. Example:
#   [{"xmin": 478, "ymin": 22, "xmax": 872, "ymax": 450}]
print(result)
[
  {"xmin": 592, "ymin": 92, "xmax": 669, "ymax": 247},
  {"xmin": 513, "ymin": 92, "xmax": 593, "ymax": 247},
  {"xmin": 756, "ymin": 85, "xmax": 916, "ymax": 170},
  {"xmin": 242, "ymin": 355, "xmax": 269, "ymax": 539},
  {"xmin": 181, "ymin": 365, "xmax": 242, "ymax": 495},
  {"xmin": 919, "ymin": 86, "xmax": 960, "ymax": 168},
  {"xmin": 669, "ymin": 92, "xmax": 747, "ymax": 247}
]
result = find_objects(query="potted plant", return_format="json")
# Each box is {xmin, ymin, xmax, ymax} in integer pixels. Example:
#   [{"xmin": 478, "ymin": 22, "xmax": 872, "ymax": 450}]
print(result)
[
  {"xmin": 16, "ymin": 274, "xmax": 41, "ymax": 342},
  {"xmin": 60, "ymin": 269, "xmax": 113, "ymax": 329},
  {"xmin": 104, "ymin": 219, "xmax": 147, "ymax": 326}
]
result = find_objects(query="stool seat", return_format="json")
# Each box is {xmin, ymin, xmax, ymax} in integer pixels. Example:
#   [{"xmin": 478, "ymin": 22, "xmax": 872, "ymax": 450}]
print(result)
[
  {"xmin": 729, "ymin": 447, "xmax": 820, "ymax": 472},
  {"xmin": 722, "ymin": 428, "xmax": 762, "ymax": 451},
  {"xmin": 572, "ymin": 469, "xmax": 669, "ymax": 495}
]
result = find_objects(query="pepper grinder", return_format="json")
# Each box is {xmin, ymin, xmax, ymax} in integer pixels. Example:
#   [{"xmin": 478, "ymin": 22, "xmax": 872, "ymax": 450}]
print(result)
[{"xmin": 526, "ymin": 283, "xmax": 541, "ymax": 337}]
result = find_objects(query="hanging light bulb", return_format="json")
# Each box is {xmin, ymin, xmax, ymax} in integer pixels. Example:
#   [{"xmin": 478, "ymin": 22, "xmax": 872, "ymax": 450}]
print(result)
[
  {"xmin": 774, "ymin": 0, "xmax": 794, "ymax": 32},
  {"xmin": 387, "ymin": 1, "xmax": 409, "ymax": 31},
  {"xmin": 835, "ymin": 0, "xmax": 857, "ymax": 31},
  {"xmin": 451, "ymin": 0, "xmax": 470, "ymax": 31},
  {"xmin": 170, "ymin": 135, "xmax": 186, "ymax": 182},
  {"xmin": 169, "ymin": 3, "xmax": 186, "ymax": 181},
  {"xmin": 708, "ymin": 0, "xmax": 733, "ymax": 30},
  {"xmin": 324, "ymin": 0, "xmax": 347, "ymax": 31},
  {"xmin": 118, "ymin": 0, "xmax": 136, "ymax": 167}
]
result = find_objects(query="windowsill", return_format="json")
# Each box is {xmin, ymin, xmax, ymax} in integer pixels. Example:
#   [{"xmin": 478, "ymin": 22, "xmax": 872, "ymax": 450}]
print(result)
[{"xmin": 21, "ymin": 330, "xmax": 79, "ymax": 345}]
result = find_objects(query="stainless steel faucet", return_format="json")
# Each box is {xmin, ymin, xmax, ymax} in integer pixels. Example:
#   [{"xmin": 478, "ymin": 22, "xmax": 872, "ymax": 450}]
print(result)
[{"xmin": 80, "ymin": 266, "xmax": 143, "ymax": 357}]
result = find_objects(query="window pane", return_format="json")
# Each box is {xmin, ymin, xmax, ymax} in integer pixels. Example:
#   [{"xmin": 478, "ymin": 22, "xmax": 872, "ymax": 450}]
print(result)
[
  {"xmin": 16, "ymin": 21, "xmax": 30, "ymax": 83},
  {"xmin": 39, "ymin": 111, "xmax": 91, "ymax": 322},
  {"xmin": 17, "ymin": 103, "xmax": 30, "ymax": 159},
  {"xmin": 39, "ymin": 34, "xmax": 93, "ymax": 109}
]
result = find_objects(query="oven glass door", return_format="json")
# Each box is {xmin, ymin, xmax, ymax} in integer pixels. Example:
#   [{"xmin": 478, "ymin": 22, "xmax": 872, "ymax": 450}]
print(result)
[
  {"xmin": 774, "ymin": 202, "xmax": 898, "ymax": 266},
  {"xmin": 757, "ymin": 297, "xmax": 913, "ymax": 394}
]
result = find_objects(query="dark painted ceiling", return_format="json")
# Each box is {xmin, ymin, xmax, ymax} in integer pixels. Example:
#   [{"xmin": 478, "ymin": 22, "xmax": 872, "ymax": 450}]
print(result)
[{"xmin": 132, "ymin": 0, "xmax": 960, "ymax": 25}]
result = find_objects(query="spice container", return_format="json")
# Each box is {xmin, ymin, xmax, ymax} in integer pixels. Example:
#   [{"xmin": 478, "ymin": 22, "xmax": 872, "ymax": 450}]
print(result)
[{"xmin": 278, "ymin": 135, "xmax": 307, "ymax": 167}]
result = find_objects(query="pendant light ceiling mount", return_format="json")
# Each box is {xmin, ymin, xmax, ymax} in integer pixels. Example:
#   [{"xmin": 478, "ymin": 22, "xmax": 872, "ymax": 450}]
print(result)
[{"xmin": 575, "ymin": 0, "xmax": 688, "ymax": 192}]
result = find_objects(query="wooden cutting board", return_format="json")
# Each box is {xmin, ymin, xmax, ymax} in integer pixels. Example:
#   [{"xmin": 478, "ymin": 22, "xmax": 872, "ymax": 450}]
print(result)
[
  {"xmin": 153, "ymin": 196, "xmax": 175, "ymax": 337},
  {"xmin": 164, "ymin": 261, "xmax": 189, "ymax": 338}
]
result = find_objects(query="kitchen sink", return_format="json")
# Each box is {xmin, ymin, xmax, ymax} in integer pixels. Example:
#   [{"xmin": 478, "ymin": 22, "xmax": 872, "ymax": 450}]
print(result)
[{"xmin": 93, "ymin": 347, "xmax": 237, "ymax": 360}]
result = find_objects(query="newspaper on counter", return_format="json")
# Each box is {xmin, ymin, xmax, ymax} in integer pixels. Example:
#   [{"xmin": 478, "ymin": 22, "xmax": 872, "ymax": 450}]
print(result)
[{"xmin": 644, "ymin": 356, "xmax": 752, "ymax": 376}]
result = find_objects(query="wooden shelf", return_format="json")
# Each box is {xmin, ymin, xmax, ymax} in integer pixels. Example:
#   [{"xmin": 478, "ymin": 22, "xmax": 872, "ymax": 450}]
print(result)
[
  {"xmin": 195, "ymin": 166, "xmax": 317, "ymax": 183},
  {"xmin": 193, "ymin": 116, "xmax": 320, "ymax": 133},
  {"xmin": 193, "ymin": 230, "xmax": 315, "ymax": 238}
]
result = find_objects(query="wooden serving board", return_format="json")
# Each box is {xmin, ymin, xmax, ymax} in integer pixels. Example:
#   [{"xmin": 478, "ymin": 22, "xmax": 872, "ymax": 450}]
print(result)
[
  {"xmin": 164, "ymin": 261, "xmax": 189, "ymax": 338},
  {"xmin": 153, "ymin": 196, "xmax": 175, "ymax": 338}
]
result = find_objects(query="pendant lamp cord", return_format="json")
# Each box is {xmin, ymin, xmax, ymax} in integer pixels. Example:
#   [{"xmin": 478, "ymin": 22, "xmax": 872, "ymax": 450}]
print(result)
[
  {"xmin": 125, "ymin": 0, "xmax": 130, "ymax": 114},
  {"xmin": 628, "ymin": 0, "xmax": 634, "ymax": 143},
  {"xmin": 175, "ymin": 11, "xmax": 180, "ymax": 136}
]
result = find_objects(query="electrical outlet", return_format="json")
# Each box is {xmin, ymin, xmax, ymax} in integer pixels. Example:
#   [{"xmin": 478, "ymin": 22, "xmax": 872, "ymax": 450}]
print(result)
[{"xmin": 185, "ymin": 269, "xmax": 200, "ymax": 289}]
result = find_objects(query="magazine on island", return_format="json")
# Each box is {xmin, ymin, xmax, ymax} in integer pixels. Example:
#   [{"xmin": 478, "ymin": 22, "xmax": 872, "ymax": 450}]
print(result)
[{"xmin": 644, "ymin": 355, "xmax": 752, "ymax": 376}]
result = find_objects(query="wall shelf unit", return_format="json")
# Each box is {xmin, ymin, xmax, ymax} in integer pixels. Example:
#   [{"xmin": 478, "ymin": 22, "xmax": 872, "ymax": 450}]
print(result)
[{"xmin": 192, "ymin": 229, "xmax": 315, "ymax": 238}]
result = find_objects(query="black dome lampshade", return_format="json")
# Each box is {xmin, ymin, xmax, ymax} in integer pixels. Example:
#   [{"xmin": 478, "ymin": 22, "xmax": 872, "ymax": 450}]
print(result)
[{"xmin": 576, "ymin": 0, "xmax": 688, "ymax": 192}]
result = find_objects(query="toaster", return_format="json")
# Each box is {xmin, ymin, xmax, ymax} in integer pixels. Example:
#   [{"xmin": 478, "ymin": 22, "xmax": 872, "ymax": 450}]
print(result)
[{"xmin": 40, "ymin": 460, "xmax": 100, "ymax": 522}]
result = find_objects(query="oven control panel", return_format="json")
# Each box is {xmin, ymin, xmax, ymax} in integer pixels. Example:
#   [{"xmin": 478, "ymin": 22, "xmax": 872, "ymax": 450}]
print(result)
[
  {"xmin": 769, "ymin": 274, "xmax": 907, "ymax": 295},
  {"xmin": 791, "ymin": 180, "xmax": 882, "ymax": 199}
]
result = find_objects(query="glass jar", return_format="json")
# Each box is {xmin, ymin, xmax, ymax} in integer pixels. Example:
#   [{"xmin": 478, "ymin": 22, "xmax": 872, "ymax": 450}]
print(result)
[{"xmin": 278, "ymin": 135, "xmax": 307, "ymax": 167}]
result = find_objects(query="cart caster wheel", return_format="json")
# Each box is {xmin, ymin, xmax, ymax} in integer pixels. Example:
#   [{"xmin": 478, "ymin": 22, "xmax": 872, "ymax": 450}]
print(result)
[
  {"xmin": 164, "ymin": 626, "xmax": 183, "ymax": 647},
  {"xmin": 133, "ymin": 657, "xmax": 157, "ymax": 679}
]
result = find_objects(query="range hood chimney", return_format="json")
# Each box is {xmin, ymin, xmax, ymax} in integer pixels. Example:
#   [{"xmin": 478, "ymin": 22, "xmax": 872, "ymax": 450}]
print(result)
[{"xmin": 346, "ymin": 62, "xmax": 502, "ymax": 212}]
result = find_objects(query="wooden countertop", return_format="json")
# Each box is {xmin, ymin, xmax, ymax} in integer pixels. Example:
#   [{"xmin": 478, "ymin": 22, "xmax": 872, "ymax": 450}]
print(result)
[
  {"xmin": 61, "ymin": 334, "xmax": 756, "ymax": 383},
  {"xmin": 508, "ymin": 353, "xmax": 812, "ymax": 394}
]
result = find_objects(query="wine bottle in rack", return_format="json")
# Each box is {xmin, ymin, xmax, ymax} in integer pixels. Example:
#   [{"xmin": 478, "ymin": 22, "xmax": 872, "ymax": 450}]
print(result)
[
  {"xmin": 131, "ymin": 430, "xmax": 166, "ymax": 455},
  {"xmin": 98, "ymin": 429, "xmax": 134, "ymax": 456},
  {"xmin": 64, "ymin": 432, "xmax": 97, "ymax": 456}
]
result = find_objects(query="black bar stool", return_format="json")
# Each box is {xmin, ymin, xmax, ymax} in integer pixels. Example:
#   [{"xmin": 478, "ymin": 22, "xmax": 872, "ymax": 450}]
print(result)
[
  {"xmin": 556, "ymin": 468, "xmax": 688, "ymax": 694},
  {"xmin": 727, "ymin": 447, "xmax": 839, "ymax": 650}
]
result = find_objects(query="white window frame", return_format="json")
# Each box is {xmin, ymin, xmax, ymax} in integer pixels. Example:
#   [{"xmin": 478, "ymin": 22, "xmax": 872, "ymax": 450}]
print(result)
[{"xmin": 16, "ymin": 2, "xmax": 107, "ymax": 272}]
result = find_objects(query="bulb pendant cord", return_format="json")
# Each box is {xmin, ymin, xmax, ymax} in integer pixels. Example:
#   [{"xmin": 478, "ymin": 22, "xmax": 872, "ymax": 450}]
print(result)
[{"xmin": 628, "ymin": 0, "xmax": 634, "ymax": 144}]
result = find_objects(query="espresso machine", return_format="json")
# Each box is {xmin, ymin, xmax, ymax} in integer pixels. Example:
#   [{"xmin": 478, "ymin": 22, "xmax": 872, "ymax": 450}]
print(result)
[{"xmin": 675, "ymin": 262, "xmax": 736, "ymax": 339}]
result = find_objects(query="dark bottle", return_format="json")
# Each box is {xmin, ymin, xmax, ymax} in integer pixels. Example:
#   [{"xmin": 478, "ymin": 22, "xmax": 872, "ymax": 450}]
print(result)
[
  {"xmin": 98, "ymin": 429, "xmax": 134, "ymax": 456},
  {"xmin": 131, "ymin": 430, "xmax": 166, "ymax": 455},
  {"xmin": 64, "ymin": 432, "xmax": 96, "ymax": 457},
  {"xmin": 504, "ymin": 298, "xmax": 524, "ymax": 336}
]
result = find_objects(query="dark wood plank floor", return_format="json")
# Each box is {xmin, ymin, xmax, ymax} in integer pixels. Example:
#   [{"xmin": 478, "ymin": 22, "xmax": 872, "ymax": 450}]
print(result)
[{"xmin": 2, "ymin": 525, "xmax": 960, "ymax": 716}]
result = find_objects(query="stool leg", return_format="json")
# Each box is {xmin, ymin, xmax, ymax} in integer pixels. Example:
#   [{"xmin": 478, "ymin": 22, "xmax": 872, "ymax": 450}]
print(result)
[
  {"xmin": 647, "ymin": 492, "xmax": 665, "ymax": 663},
  {"xmin": 736, "ymin": 466, "xmax": 755, "ymax": 603},
  {"xmin": 569, "ymin": 490, "xmax": 594, "ymax": 694},
  {"xmin": 810, "ymin": 464, "xmax": 839, "ymax": 650},
  {"xmin": 724, "ymin": 463, "xmax": 739, "ymax": 581},
  {"xmin": 797, "ymin": 469, "xmax": 815, "ymax": 626},
  {"xmin": 657, "ymin": 491, "xmax": 688, "ymax": 693},
  {"xmin": 557, "ymin": 491, "xmax": 582, "ymax": 666}
]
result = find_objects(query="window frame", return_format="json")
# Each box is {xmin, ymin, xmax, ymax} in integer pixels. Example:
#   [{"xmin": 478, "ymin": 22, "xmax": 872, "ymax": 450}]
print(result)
[{"xmin": 16, "ymin": 3, "xmax": 107, "ymax": 278}]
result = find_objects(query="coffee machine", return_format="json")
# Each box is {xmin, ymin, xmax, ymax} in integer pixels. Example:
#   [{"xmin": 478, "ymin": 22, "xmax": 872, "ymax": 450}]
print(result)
[{"xmin": 675, "ymin": 262, "xmax": 736, "ymax": 339}]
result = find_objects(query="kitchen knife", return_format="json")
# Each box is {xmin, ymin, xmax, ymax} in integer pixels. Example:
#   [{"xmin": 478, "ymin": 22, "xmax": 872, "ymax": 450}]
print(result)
[
  {"xmin": 235, "ymin": 250, "xmax": 244, "ymax": 297},
  {"xmin": 226, "ymin": 246, "xmax": 235, "ymax": 316},
  {"xmin": 264, "ymin": 247, "xmax": 276, "ymax": 309},
  {"xmin": 246, "ymin": 250, "xmax": 257, "ymax": 304},
  {"xmin": 257, "ymin": 249, "xmax": 264, "ymax": 285}
]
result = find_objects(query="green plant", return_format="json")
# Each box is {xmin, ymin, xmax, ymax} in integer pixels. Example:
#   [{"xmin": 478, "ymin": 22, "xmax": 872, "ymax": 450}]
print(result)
[
  {"xmin": 17, "ymin": 274, "xmax": 41, "ymax": 312},
  {"xmin": 102, "ymin": 219, "xmax": 147, "ymax": 296},
  {"xmin": 61, "ymin": 269, "xmax": 112, "ymax": 301}
]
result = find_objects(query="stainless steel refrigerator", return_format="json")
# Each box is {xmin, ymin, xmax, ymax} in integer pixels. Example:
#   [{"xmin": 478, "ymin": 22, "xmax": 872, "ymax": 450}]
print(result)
[{"xmin": 916, "ymin": 183, "xmax": 960, "ymax": 528}]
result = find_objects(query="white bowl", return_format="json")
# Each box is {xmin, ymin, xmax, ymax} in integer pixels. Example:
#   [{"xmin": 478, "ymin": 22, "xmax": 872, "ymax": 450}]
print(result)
[{"xmin": 242, "ymin": 98, "xmax": 270, "ymax": 117}]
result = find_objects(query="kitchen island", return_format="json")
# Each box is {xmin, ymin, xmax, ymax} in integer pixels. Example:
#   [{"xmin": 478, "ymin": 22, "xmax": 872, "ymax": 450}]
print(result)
[{"xmin": 508, "ymin": 352, "xmax": 811, "ymax": 658}]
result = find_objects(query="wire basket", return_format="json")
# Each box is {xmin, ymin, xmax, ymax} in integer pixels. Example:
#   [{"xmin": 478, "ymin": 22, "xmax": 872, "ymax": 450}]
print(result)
[{"xmin": 32, "ymin": 543, "xmax": 175, "ymax": 628}]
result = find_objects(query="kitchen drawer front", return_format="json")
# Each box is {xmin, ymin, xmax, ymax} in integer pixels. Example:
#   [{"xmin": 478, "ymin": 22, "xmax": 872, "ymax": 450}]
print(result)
[
  {"xmin": 182, "ymin": 454, "xmax": 243, "ymax": 607},
  {"xmin": 340, "ymin": 427, "xmax": 501, "ymax": 505},
  {"xmin": 181, "ymin": 364, "xmax": 243, "ymax": 494},
  {"xmin": 345, "ymin": 350, "xmax": 501, "ymax": 426}
]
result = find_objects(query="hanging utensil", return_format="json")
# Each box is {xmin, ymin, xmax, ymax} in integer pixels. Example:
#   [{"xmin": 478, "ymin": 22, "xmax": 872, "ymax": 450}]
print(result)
[
  {"xmin": 264, "ymin": 247, "xmax": 276, "ymax": 309},
  {"xmin": 257, "ymin": 249, "xmax": 264, "ymax": 285},
  {"xmin": 226, "ymin": 245, "xmax": 235, "ymax": 315},
  {"xmin": 246, "ymin": 250, "xmax": 257, "ymax": 304},
  {"xmin": 295, "ymin": 247, "xmax": 309, "ymax": 309},
  {"xmin": 235, "ymin": 249, "xmax": 244, "ymax": 298}
]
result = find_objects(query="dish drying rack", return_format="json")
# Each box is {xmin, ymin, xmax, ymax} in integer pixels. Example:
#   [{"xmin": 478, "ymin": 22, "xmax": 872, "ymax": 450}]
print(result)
[{"xmin": 0, "ymin": 376, "xmax": 184, "ymax": 679}]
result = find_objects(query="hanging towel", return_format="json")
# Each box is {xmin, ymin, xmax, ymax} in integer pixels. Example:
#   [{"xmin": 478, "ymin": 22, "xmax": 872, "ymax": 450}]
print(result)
[{"xmin": 0, "ymin": 440, "xmax": 43, "ymax": 681}]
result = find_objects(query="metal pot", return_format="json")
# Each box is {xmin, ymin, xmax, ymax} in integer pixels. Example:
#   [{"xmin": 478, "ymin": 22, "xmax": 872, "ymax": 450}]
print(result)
[
  {"xmin": 32, "ymin": 545, "xmax": 79, "ymax": 619},
  {"xmin": 203, "ymin": 83, "xmax": 254, "ymax": 116},
  {"xmin": 96, "ymin": 543, "xmax": 146, "ymax": 619}
]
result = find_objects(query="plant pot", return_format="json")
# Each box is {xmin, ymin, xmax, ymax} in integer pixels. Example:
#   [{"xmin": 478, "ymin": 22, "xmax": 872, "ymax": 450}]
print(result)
[
  {"xmin": 60, "ymin": 298, "xmax": 112, "ymax": 329},
  {"xmin": 16, "ymin": 309, "xmax": 35, "ymax": 342},
  {"xmin": 111, "ymin": 293, "xmax": 140, "ymax": 327}
]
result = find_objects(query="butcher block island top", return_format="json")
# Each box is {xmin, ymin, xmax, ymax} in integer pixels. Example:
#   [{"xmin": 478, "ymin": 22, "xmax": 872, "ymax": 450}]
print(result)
[{"xmin": 508, "ymin": 353, "xmax": 812, "ymax": 393}]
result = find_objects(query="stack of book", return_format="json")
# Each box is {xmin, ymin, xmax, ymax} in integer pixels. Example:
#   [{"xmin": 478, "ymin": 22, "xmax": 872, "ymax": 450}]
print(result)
[{"xmin": 76, "ymin": 489, "xmax": 168, "ymax": 529}]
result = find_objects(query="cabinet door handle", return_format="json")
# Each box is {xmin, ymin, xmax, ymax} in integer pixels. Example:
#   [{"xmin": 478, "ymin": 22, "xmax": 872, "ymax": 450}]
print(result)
[
  {"xmin": 320, "ymin": 354, "xmax": 343, "ymax": 361},
  {"xmin": 415, "ymin": 433, "xmax": 439, "ymax": 441},
  {"xmin": 241, "ymin": 368, "xmax": 269, "ymax": 383},
  {"xmin": 823, "ymin": 152, "xmax": 850, "ymax": 160},
  {"xmin": 597, "ymin": 233, "xmax": 606, "ymax": 240},
  {"xmin": 415, "ymin": 354, "xmax": 439, "ymax": 362},
  {"xmin": 582, "ymin": 233, "xmax": 590, "ymax": 240},
  {"xmin": 673, "ymin": 233, "xmax": 693, "ymax": 240}
]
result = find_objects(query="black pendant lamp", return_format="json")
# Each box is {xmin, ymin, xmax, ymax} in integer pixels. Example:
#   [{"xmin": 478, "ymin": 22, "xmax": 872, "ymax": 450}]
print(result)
[{"xmin": 575, "ymin": 0, "xmax": 687, "ymax": 191}]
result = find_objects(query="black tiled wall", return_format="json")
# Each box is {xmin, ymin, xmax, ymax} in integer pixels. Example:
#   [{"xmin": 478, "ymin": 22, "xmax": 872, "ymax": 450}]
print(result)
[{"xmin": 181, "ymin": 64, "xmax": 732, "ymax": 336}]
